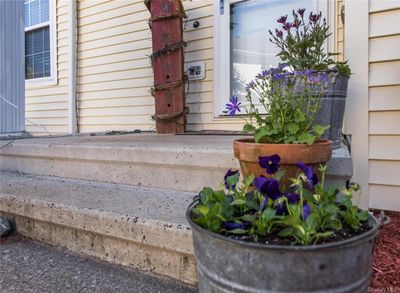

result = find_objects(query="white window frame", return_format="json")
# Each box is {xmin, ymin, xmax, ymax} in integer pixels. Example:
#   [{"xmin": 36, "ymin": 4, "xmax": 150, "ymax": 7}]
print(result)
[
  {"xmin": 25, "ymin": 0, "xmax": 57, "ymax": 88},
  {"xmin": 213, "ymin": 0, "xmax": 333, "ymax": 117}
]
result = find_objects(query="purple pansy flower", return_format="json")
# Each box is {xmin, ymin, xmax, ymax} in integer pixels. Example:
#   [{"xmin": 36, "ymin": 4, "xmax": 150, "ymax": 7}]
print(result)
[
  {"xmin": 275, "ymin": 192, "xmax": 301, "ymax": 215},
  {"xmin": 297, "ymin": 8, "xmax": 306, "ymax": 17},
  {"xmin": 224, "ymin": 169, "xmax": 239, "ymax": 190},
  {"xmin": 225, "ymin": 96, "xmax": 241, "ymax": 116},
  {"xmin": 277, "ymin": 15, "xmax": 287, "ymax": 24},
  {"xmin": 253, "ymin": 177, "xmax": 281, "ymax": 199},
  {"xmin": 222, "ymin": 221, "xmax": 251, "ymax": 230},
  {"xmin": 259, "ymin": 154, "xmax": 281, "ymax": 175},
  {"xmin": 296, "ymin": 162, "xmax": 319, "ymax": 189},
  {"xmin": 302, "ymin": 202, "xmax": 311, "ymax": 220}
]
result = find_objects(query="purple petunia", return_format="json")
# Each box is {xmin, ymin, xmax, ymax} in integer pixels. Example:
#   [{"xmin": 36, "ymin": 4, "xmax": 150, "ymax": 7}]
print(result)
[
  {"xmin": 259, "ymin": 154, "xmax": 281, "ymax": 175},
  {"xmin": 277, "ymin": 15, "xmax": 287, "ymax": 24},
  {"xmin": 296, "ymin": 162, "xmax": 319, "ymax": 189},
  {"xmin": 224, "ymin": 169, "xmax": 239, "ymax": 190},
  {"xmin": 225, "ymin": 96, "xmax": 241, "ymax": 116}
]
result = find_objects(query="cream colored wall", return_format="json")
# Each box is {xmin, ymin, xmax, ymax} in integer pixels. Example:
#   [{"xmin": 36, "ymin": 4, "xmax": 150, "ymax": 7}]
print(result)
[
  {"xmin": 76, "ymin": 0, "xmax": 223, "ymax": 133},
  {"xmin": 368, "ymin": 2, "xmax": 400, "ymax": 211},
  {"xmin": 25, "ymin": 0, "xmax": 69, "ymax": 135}
]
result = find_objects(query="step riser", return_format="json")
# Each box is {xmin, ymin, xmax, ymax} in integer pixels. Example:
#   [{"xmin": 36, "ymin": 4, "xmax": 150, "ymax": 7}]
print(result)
[{"xmin": 0, "ymin": 196, "xmax": 197, "ymax": 285}]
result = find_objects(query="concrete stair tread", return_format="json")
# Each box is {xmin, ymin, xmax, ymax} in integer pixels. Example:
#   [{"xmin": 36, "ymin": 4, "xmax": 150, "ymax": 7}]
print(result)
[
  {"xmin": 0, "ymin": 171, "xmax": 196, "ymax": 226},
  {"xmin": 0, "ymin": 171, "xmax": 198, "ymax": 284}
]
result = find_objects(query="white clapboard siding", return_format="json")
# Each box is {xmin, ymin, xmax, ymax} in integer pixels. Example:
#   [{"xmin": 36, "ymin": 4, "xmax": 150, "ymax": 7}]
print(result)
[{"xmin": 368, "ymin": 6, "xmax": 400, "ymax": 211}]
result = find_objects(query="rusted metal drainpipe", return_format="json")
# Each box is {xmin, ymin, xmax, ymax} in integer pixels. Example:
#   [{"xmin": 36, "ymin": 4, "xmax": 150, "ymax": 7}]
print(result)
[{"xmin": 145, "ymin": 0, "xmax": 187, "ymax": 134}]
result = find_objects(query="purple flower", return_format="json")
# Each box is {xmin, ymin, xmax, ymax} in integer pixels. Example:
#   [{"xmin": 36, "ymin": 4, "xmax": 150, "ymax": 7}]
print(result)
[
  {"xmin": 293, "ymin": 19, "xmax": 301, "ymax": 28},
  {"xmin": 302, "ymin": 202, "xmax": 311, "ymax": 220},
  {"xmin": 275, "ymin": 29, "xmax": 283, "ymax": 38},
  {"xmin": 254, "ymin": 177, "xmax": 281, "ymax": 201},
  {"xmin": 297, "ymin": 8, "xmax": 306, "ymax": 17},
  {"xmin": 256, "ymin": 69, "xmax": 270, "ymax": 80},
  {"xmin": 246, "ymin": 80, "xmax": 256, "ymax": 91},
  {"xmin": 225, "ymin": 96, "xmax": 241, "ymax": 116},
  {"xmin": 259, "ymin": 154, "xmax": 280, "ymax": 175},
  {"xmin": 309, "ymin": 12, "xmax": 320, "ymax": 24},
  {"xmin": 283, "ymin": 22, "xmax": 292, "ymax": 31},
  {"xmin": 275, "ymin": 192, "xmax": 300, "ymax": 215},
  {"xmin": 224, "ymin": 169, "xmax": 239, "ymax": 190},
  {"xmin": 286, "ymin": 192, "xmax": 300, "ymax": 203},
  {"xmin": 277, "ymin": 15, "xmax": 287, "ymax": 24},
  {"xmin": 222, "ymin": 221, "xmax": 250, "ymax": 230},
  {"xmin": 296, "ymin": 162, "xmax": 319, "ymax": 189}
]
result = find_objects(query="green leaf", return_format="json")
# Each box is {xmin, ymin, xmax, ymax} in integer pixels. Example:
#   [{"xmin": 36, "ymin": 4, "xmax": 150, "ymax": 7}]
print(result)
[
  {"xmin": 200, "ymin": 187, "xmax": 214, "ymax": 204},
  {"xmin": 294, "ymin": 110, "xmax": 306, "ymax": 123},
  {"xmin": 287, "ymin": 122, "xmax": 300, "ymax": 134},
  {"xmin": 278, "ymin": 228, "xmax": 293, "ymax": 237},
  {"xmin": 227, "ymin": 228, "xmax": 247, "ymax": 235},
  {"xmin": 243, "ymin": 123, "xmax": 256, "ymax": 133},
  {"xmin": 226, "ymin": 173, "xmax": 240, "ymax": 189},
  {"xmin": 274, "ymin": 170, "xmax": 285, "ymax": 181},
  {"xmin": 357, "ymin": 210, "xmax": 369, "ymax": 221},
  {"xmin": 262, "ymin": 207, "xmax": 276, "ymax": 221},
  {"xmin": 254, "ymin": 127, "xmax": 276, "ymax": 143},
  {"xmin": 298, "ymin": 133, "xmax": 316, "ymax": 145},
  {"xmin": 230, "ymin": 199, "xmax": 247, "ymax": 206},
  {"xmin": 193, "ymin": 205, "xmax": 209, "ymax": 216},
  {"xmin": 313, "ymin": 124, "xmax": 329, "ymax": 137},
  {"xmin": 241, "ymin": 214, "xmax": 256, "ymax": 223},
  {"xmin": 213, "ymin": 191, "xmax": 226, "ymax": 203}
]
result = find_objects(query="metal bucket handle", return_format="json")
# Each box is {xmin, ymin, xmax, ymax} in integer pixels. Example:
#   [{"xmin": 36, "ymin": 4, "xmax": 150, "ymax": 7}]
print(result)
[{"xmin": 378, "ymin": 210, "xmax": 391, "ymax": 227}]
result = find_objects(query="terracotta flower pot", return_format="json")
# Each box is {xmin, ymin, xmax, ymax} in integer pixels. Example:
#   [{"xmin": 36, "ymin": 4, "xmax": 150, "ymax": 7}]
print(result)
[{"xmin": 233, "ymin": 139, "xmax": 332, "ymax": 186}]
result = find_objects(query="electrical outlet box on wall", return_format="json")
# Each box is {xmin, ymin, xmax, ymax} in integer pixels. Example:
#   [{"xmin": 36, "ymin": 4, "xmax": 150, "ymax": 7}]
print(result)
[{"xmin": 186, "ymin": 61, "xmax": 206, "ymax": 80}]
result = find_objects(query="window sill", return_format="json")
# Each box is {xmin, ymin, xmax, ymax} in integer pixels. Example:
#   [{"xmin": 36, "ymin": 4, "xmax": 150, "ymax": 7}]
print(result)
[{"xmin": 25, "ymin": 77, "xmax": 58, "ymax": 89}]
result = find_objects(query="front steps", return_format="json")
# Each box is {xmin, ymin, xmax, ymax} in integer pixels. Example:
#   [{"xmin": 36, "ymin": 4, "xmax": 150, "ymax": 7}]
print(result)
[
  {"xmin": 0, "ymin": 134, "xmax": 238, "ymax": 192},
  {"xmin": 0, "ymin": 171, "xmax": 197, "ymax": 284},
  {"xmin": 0, "ymin": 133, "xmax": 352, "ymax": 192}
]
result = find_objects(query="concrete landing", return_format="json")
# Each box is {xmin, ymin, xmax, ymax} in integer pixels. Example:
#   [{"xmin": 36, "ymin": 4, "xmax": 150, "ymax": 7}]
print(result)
[
  {"xmin": 0, "ymin": 235, "xmax": 197, "ymax": 292},
  {"xmin": 0, "ymin": 171, "xmax": 197, "ymax": 284},
  {"xmin": 0, "ymin": 133, "xmax": 352, "ymax": 192}
]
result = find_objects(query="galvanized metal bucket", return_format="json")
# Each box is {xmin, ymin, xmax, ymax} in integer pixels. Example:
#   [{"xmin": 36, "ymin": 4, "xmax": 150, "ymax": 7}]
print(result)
[
  {"xmin": 313, "ymin": 75, "xmax": 349, "ymax": 150},
  {"xmin": 187, "ymin": 201, "xmax": 381, "ymax": 293}
]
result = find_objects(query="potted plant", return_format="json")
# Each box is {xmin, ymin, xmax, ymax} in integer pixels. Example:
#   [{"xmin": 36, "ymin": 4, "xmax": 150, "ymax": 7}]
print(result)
[
  {"xmin": 268, "ymin": 9, "xmax": 351, "ymax": 148},
  {"xmin": 187, "ymin": 160, "xmax": 381, "ymax": 292},
  {"xmin": 228, "ymin": 63, "xmax": 332, "ymax": 186}
]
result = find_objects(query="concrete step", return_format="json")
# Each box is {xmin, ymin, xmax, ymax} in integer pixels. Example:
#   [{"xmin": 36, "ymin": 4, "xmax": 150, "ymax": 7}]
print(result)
[
  {"xmin": 0, "ymin": 235, "xmax": 197, "ymax": 293},
  {"xmin": 0, "ymin": 171, "xmax": 197, "ymax": 285},
  {"xmin": 0, "ymin": 134, "xmax": 238, "ymax": 192},
  {"xmin": 0, "ymin": 133, "xmax": 351, "ymax": 193}
]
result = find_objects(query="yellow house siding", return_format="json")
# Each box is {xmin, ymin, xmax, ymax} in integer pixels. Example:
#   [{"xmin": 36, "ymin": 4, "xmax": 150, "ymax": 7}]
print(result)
[
  {"xmin": 25, "ymin": 0, "xmax": 68, "ymax": 135},
  {"xmin": 336, "ymin": 0, "xmax": 344, "ymax": 61},
  {"xmin": 368, "ymin": 4, "xmax": 400, "ymax": 211}
]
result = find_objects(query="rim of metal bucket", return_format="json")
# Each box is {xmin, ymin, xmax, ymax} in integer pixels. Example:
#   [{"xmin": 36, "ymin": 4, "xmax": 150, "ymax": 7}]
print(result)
[{"xmin": 186, "ymin": 200, "xmax": 381, "ymax": 252}]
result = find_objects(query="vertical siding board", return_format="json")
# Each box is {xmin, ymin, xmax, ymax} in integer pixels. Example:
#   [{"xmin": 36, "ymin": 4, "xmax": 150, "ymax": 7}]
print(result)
[{"xmin": 0, "ymin": 0, "xmax": 25, "ymax": 134}]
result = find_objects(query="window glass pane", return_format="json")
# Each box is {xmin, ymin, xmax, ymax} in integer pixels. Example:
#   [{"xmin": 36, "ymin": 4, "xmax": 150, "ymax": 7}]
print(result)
[
  {"xmin": 25, "ymin": 27, "xmax": 51, "ymax": 79},
  {"xmin": 230, "ymin": 0, "xmax": 314, "ymax": 99},
  {"xmin": 33, "ymin": 53, "xmax": 45, "ymax": 78},
  {"xmin": 24, "ymin": 2, "xmax": 30, "ymax": 27},
  {"xmin": 30, "ymin": 0, "xmax": 40, "ymax": 26},
  {"xmin": 40, "ymin": 0, "xmax": 49, "ymax": 23},
  {"xmin": 24, "ymin": 0, "xmax": 49, "ymax": 28},
  {"xmin": 25, "ymin": 56, "xmax": 34, "ymax": 79}
]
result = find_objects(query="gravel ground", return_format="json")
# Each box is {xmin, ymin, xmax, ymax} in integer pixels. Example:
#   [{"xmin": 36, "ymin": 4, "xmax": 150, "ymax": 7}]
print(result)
[{"xmin": 0, "ymin": 235, "xmax": 197, "ymax": 293}]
